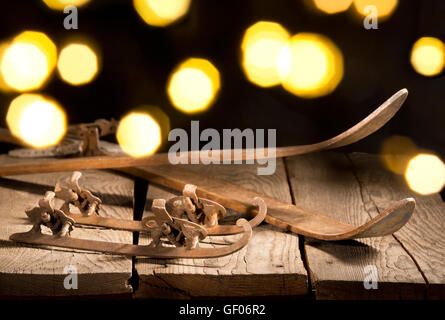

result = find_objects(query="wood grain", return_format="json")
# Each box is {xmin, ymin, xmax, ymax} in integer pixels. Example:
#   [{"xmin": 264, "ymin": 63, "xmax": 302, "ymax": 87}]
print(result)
[
  {"xmin": 0, "ymin": 155, "xmax": 133, "ymax": 296},
  {"xmin": 134, "ymin": 159, "xmax": 308, "ymax": 298},
  {"xmin": 349, "ymin": 152, "xmax": 445, "ymax": 299},
  {"xmin": 285, "ymin": 152, "xmax": 426, "ymax": 299}
]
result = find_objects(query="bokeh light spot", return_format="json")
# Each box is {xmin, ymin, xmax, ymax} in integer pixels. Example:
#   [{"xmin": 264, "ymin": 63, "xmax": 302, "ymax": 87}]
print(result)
[
  {"xmin": 380, "ymin": 135, "xmax": 419, "ymax": 175},
  {"xmin": 405, "ymin": 154, "xmax": 445, "ymax": 195},
  {"xmin": 7, "ymin": 94, "xmax": 67, "ymax": 148},
  {"xmin": 0, "ymin": 31, "xmax": 56, "ymax": 92},
  {"xmin": 42, "ymin": 0, "xmax": 90, "ymax": 10},
  {"xmin": 241, "ymin": 21, "xmax": 290, "ymax": 87},
  {"xmin": 280, "ymin": 33, "xmax": 344, "ymax": 98},
  {"xmin": 313, "ymin": 0, "xmax": 353, "ymax": 14},
  {"xmin": 116, "ymin": 112, "xmax": 162, "ymax": 158},
  {"xmin": 167, "ymin": 58, "xmax": 220, "ymax": 114},
  {"xmin": 353, "ymin": 0, "xmax": 398, "ymax": 19},
  {"xmin": 57, "ymin": 43, "xmax": 98, "ymax": 85},
  {"xmin": 410, "ymin": 37, "xmax": 445, "ymax": 77},
  {"xmin": 133, "ymin": 0, "xmax": 191, "ymax": 27}
]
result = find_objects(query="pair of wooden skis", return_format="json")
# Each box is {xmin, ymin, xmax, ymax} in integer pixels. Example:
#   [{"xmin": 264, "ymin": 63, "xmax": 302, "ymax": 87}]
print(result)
[{"xmin": 4, "ymin": 89, "xmax": 415, "ymax": 258}]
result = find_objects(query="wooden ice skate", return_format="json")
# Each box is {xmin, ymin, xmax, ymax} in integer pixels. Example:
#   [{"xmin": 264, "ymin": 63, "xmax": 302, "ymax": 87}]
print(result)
[{"xmin": 10, "ymin": 172, "xmax": 267, "ymax": 258}]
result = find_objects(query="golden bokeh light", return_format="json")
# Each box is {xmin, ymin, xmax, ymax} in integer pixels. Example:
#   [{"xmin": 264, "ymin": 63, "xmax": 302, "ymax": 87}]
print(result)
[
  {"xmin": 353, "ymin": 0, "xmax": 398, "ymax": 19},
  {"xmin": 141, "ymin": 105, "xmax": 171, "ymax": 141},
  {"xmin": 42, "ymin": 0, "xmax": 91, "ymax": 10},
  {"xmin": 167, "ymin": 58, "xmax": 220, "ymax": 114},
  {"xmin": 57, "ymin": 43, "xmax": 98, "ymax": 85},
  {"xmin": 133, "ymin": 0, "xmax": 191, "ymax": 27},
  {"xmin": 7, "ymin": 94, "xmax": 67, "ymax": 148},
  {"xmin": 279, "ymin": 33, "xmax": 344, "ymax": 98},
  {"xmin": 0, "ymin": 42, "xmax": 12, "ymax": 92},
  {"xmin": 405, "ymin": 154, "xmax": 445, "ymax": 195},
  {"xmin": 116, "ymin": 112, "xmax": 162, "ymax": 158},
  {"xmin": 0, "ymin": 31, "xmax": 57, "ymax": 92},
  {"xmin": 380, "ymin": 135, "xmax": 419, "ymax": 175},
  {"xmin": 313, "ymin": 0, "xmax": 353, "ymax": 14},
  {"xmin": 410, "ymin": 37, "xmax": 445, "ymax": 77},
  {"xmin": 241, "ymin": 21, "xmax": 290, "ymax": 87}
]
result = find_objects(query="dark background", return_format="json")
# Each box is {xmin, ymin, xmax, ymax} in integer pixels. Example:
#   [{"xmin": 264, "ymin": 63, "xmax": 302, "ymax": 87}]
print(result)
[{"xmin": 0, "ymin": 0, "xmax": 444, "ymax": 156}]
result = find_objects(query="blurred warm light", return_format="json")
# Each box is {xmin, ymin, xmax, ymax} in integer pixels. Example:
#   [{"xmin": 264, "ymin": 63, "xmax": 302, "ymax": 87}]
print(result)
[
  {"xmin": 142, "ymin": 105, "xmax": 171, "ymax": 141},
  {"xmin": 313, "ymin": 0, "xmax": 353, "ymax": 14},
  {"xmin": 405, "ymin": 154, "xmax": 445, "ymax": 195},
  {"xmin": 133, "ymin": 0, "xmax": 191, "ymax": 27},
  {"xmin": 116, "ymin": 112, "xmax": 162, "ymax": 158},
  {"xmin": 42, "ymin": 0, "xmax": 91, "ymax": 10},
  {"xmin": 7, "ymin": 94, "xmax": 67, "ymax": 148},
  {"xmin": 0, "ymin": 42, "xmax": 12, "ymax": 92},
  {"xmin": 380, "ymin": 136, "xmax": 418, "ymax": 175},
  {"xmin": 167, "ymin": 58, "xmax": 220, "ymax": 113},
  {"xmin": 0, "ymin": 31, "xmax": 57, "ymax": 92},
  {"xmin": 279, "ymin": 33, "xmax": 344, "ymax": 98},
  {"xmin": 241, "ymin": 21, "xmax": 290, "ymax": 87},
  {"xmin": 353, "ymin": 0, "xmax": 398, "ymax": 19},
  {"xmin": 57, "ymin": 43, "xmax": 98, "ymax": 85},
  {"xmin": 410, "ymin": 37, "xmax": 445, "ymax": 77}
]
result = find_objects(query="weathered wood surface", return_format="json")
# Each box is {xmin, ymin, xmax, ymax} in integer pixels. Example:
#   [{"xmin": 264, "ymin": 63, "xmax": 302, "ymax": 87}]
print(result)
[
  {"xmin": 286, "ymin": 152, "xmax": 427, "ymax": 299},
  {"xmin": 0, "ymin": 151, "xmax": 443, "ymax": 299},
  {"xmin": 349, "ymin": 152, "xmax": 445, "ymax": 299},
  {"xmin": 134, "ymin": 159, "xmax": 308, "ymax": 298},
  {"xmin": 0, "ymin": 155, "xmax": 133, "ymax": 296}
]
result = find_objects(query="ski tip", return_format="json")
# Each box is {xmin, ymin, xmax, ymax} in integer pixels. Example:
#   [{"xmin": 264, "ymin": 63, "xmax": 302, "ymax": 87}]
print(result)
[
  {"xmin": 393, "ymin": 88, "xmax": 408, "ymax": 101},
  {"xmin": 398, "ymin": 197, "xmax": 416, "ymax": 213},
  {"xmin": 399, "ymin": 88, "xmax": 408, "ymax": 95},
  {"xmin": 386, "ymin": 197, "xmax": 416, "ymax": 220},
  {"xmin": 348, "ymin": 197, "xmax": 416, "ymax": 240},
  {"xmin": 404, "ymin": 196, "xmax": 416, "ymax": 205}
]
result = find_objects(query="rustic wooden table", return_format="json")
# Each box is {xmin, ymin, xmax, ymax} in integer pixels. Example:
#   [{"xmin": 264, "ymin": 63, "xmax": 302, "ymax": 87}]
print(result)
[{"xmin": 0, "ymin": 152, "xmax": 443, "ymax": 299}]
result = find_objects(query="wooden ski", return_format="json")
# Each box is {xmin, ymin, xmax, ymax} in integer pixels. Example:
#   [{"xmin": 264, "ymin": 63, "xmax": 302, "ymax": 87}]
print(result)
[
  {"xmin": 0, "ymin": 89, "xmax": 408, "ymax": 176},
  {"xmin": 119, "ymin": 165, "xmax": 415, "ymax": 241}
]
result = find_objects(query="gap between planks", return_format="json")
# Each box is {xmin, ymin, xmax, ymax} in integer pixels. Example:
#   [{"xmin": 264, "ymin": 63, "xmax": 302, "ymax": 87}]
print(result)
[
  {"xmin": 130, "ymin": 159, "xmax": 308, "ymax": 298},
  {"xmin": 345, "ymin": 154, "xmax": 430, "ymax": 290},
  {"xmin": 284, "ymin": 152, "xmax": 428, "ymax": 299},
  {"xmin": 283, "ymin": 157, "xmax": 314, "ymax": 297}
]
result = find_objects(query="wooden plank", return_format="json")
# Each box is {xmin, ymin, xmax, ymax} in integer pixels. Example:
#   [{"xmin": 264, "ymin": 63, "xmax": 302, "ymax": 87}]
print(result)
[
  {"xmin": 134, "ymin": 159, "xmax": 307, "ymax": 298},
  {"xmin": 349, "ymin": 152, "xmax": 445, "ymax": 299},
  {"xmin": 285, "ymin": 152, "xmax": 426, "ymax": 299},
  {"xmin": 0, "ymin": 155, "xmax": 133, "ymax": 296}
]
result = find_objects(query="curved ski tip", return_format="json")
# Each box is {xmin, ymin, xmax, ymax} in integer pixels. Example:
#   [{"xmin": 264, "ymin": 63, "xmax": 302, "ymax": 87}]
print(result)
[
  {"xmin": 399, "ymin": 88, "xmax": 408, "ymax": 95},
  {"xmin": 353, "ymin": 197, "xmax": 416, "ymax": 239},
  {"xmin": 402, "ymin": 197, "xmax": 416, "ymax": 208},
  {"xmin": 387, "ymin": 197, "xmax": 416, "ymax": 219},
  {"xmin": 392, "ymin": 88, "xmax": 408, "ymax": 101},
  {"xmin": 396, "ymin": 197, "xmax": 416, "ymax": 214}
]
